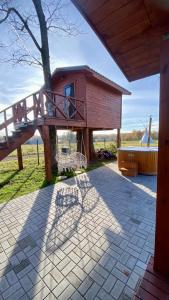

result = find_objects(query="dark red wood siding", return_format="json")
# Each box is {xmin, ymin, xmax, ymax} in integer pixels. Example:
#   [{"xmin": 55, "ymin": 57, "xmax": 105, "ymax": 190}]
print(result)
[
  {"xmin": 86, "ymin": 78, "xmax": 122, "ymax": 129},
  {"xmin": 52, "ymin": 72, "xmax": 86, "ymax": 101},
  {"xmin": 52, "ymin": 71, "xmax": 122, "ymax": 130}
]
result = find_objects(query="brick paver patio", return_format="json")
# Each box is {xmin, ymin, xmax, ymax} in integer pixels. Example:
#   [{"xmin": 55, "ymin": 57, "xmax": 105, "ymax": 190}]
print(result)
[{"xmin": 0, "ymin": 163, "xmax": 156, "ymax": 300}]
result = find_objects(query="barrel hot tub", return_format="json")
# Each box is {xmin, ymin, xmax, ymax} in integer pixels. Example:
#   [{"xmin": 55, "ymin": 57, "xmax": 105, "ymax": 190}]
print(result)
[{"xmin": 118, "ymin": 147, "xmax": 158, "ymax": 175}]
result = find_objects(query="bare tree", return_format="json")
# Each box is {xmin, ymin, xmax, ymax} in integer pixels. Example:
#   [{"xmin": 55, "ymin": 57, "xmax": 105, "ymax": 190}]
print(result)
[{"xmin": 0, "ymin": 0, "xmax": 79, "ymax": 171}]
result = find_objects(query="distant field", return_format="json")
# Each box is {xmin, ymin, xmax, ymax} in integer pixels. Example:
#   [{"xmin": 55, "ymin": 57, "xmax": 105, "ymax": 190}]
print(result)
[
  {"xmin": 0, "ymin": 139, "xmax": 158, "ymax": 203},
  {"xmin": 121, "ymin": 140, "xmax": 158, "ymax": 147},
  {"xmin": 7, "ymin": 140, "xmax": 158, "ymax": 158}
]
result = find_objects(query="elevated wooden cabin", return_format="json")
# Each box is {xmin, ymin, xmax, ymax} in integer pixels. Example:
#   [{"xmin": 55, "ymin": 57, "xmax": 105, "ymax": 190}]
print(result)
[
  {"xmin": 0, "ymin": 65, "xmax": 130, "ymax": 181},
  {"xmin": 51, "ymin": 65, "xmax": 130, "ymax": 130}
]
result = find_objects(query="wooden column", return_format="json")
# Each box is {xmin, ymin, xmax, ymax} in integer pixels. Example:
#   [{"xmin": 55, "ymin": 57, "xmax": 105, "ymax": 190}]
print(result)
[
  {"xmin": 83, "ymin": 128, "xmax": 90, "ymax": 164},
  {"xmin": 154, "ymin": 36, "xmax": 169, "ymax": 275},
  {"xmin": 77, "ymin": 128, "xmax": 91, "ymax": 164},
  {"xmin": 17, "ymin": 146, "xmax": 23, "ymax": 170},
  {"xmin": 77, "ymin": 130, "xmax": 82, "ymax": 153},
  {"xmin": 43, "ymin": 126, "xmax": 52, "ymax": 182},
  {"xmin": 117, "ymin": 128, "xmax": 121, "ymax": 148},
  {"xmin": 89, "ymin": 129, "xmax": 96, "ymax": 160}
]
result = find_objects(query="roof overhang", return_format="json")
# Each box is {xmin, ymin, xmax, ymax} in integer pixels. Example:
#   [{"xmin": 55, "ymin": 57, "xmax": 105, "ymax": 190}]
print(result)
[
  {"xmin": 71, "ymin": 0, "xmax": 169, "ymax": 81},
  {"xmin": 51, "ymin": 65, "xmax": 131, "ymax": 95}
]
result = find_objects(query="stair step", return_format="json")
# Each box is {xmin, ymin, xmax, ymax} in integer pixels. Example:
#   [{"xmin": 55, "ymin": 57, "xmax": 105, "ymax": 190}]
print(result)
[
  {"xmin": 8, "ymin": 136, "xmax": 15, "ymax": 143},
  {"xmin": 12, "ymin": 130, "xmax": 22, "ymax": 137},
  {"xmin": 15, "ymin": 121, "xmax": 34, "ymax": 129},
  {"xmin": 0, "ymin": 141, "xmax": 8, "ymax": 149}
]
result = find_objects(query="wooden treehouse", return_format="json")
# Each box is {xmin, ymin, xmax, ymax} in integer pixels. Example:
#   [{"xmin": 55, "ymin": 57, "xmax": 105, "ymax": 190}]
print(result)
[{"xmin": 0, "ymin": 65, "xmax": 130, "ymax": 181}]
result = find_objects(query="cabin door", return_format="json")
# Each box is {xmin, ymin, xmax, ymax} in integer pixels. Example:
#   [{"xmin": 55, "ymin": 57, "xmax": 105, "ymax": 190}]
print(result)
[{"xmin": 64, "ymin": 83, "xmax": 75, "ymax": 119}]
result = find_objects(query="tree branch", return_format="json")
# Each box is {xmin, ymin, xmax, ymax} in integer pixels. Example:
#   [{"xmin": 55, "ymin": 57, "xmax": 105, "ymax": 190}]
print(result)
[{"xmin": 0, "ymin": 7, "xmax": 42, "ymax": 52}]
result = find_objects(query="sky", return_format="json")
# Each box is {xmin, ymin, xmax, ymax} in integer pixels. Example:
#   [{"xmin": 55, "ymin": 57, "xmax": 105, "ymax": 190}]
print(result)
[{"xmin": 0, "ymin": 0, "xmax": 160, "ymax": 133}]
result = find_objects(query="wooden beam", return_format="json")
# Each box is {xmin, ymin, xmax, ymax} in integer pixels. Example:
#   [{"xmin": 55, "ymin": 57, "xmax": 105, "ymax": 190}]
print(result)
[
  {"xmin": 42, "ymin": 126, "xmax": 52, "ymax": 182},
  {"xmin": 154, "ymin": 36, "xmax": 169, "ymax": 275},
  {"xmin": 117, "ymin": 128, "xmax": 121, "ymax": 148},
  {"xmin": 83, "ymin": 128, "xmax": 90, "ymax": 164},
  {"xmin": 17, "ymin": 146, "xmax": 23, "ymax": 170}
]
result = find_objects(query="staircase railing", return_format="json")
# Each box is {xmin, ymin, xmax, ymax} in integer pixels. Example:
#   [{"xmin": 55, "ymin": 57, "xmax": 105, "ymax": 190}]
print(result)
[{"xmin": 0, "ymin": 90, "xmax": 86, "ymax": 144}]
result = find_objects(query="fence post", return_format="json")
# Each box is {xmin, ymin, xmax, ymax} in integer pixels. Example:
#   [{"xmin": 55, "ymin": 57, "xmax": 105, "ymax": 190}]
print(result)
[{"xmin": 37, "ymin": 139, "xmax": 40, "ymax": 165}]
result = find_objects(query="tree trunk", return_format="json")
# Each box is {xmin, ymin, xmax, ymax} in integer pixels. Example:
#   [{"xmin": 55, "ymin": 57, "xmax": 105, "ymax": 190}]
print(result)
[{"xmin": 32, "ymin": 0, "xmax": 57, "ymax": 169}]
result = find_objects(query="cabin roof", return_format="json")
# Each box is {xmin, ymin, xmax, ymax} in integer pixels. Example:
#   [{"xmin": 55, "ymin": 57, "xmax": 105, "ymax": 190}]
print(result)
[
  {"xmin": 52, "ymin": 65, "xmax": 131, "ymax": 95},
  {"xmin": 71, "ymin": 0, "xmax": 169, "ymax": 81}
]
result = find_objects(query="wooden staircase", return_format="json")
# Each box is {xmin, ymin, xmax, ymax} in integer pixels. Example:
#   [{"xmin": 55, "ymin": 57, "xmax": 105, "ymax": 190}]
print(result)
[
  {"xmin": 0, "ymin": 122, "xmax": 36, "ymax": 161},
  {"xmin": 0, "ymin": 89, "xmax": 86, "ymax": 164}
]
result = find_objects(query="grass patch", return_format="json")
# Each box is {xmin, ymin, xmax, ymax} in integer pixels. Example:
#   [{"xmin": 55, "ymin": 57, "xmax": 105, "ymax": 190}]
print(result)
[{"xmin": 0, "ymin": 157, "xmax": 112, "ymax": 204}]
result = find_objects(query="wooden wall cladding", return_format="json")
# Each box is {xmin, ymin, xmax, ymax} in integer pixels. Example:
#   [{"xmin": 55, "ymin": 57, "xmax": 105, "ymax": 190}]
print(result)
[{"xmin": 86, "ymin": 79, "xmax": 122, "ymax": 129}]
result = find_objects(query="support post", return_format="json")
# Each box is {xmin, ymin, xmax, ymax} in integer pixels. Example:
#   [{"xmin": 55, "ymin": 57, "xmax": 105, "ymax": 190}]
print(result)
[
  {"xmin": 17, "ymin": 146, "xmax": 23, "ymax": 170},
  {"xmin": 154, "ymin": 36, "xmax": 169, "ymax": 275},
  {"xmin": 43, "ymin": 126, "xmax": 52, "ymax": 182},
  {"xmin": 77, "ymin": 130, "xmax": 82, "ymax": 153},
  {"xmin": 77, "ymin": 128, "xmax": 91, "ymax": 164},
  {"xmin": 117, "ymin": 128, "xmax": 121, "ymax": 148},
  {"xmin": 84, "ymin": 128, "xmax": 90, "ymax": 164},
  {"xmin": 89, "ymin": 130, "xmax": 96, "ymax": 160}
]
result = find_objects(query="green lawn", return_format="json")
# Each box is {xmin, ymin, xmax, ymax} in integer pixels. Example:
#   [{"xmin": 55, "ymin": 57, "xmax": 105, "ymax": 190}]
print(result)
[
  {"xmin": 0, "ymin": 156, "xmax": 111, "ymax": 204},
  {"xmin": 0, "ymin": 139, "xmax": 158, "ymax": 204}
]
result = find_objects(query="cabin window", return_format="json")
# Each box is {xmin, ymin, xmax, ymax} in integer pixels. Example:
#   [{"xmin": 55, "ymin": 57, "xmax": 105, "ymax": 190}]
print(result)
[
  {"xmin": 64, "ymin": 83, "xmax": 75, "ymax": 118},
  {"xmin": 64, "ymin": 83, "xmax": 74, "ymax": 97}
]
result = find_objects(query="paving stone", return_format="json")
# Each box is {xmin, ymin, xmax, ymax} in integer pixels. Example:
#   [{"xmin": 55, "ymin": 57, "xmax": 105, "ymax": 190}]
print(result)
[
  {"xmin": 121, "ymin": 286, "xmax": 135, "ymax": 300},
  {"xmin": 0, "ymin": 276, "xmax": 9, "ymax": 293},
  {"xmin": 127, "ymin": 271, "xmax": 140, "ymax": 290},
  {"xmin": 61, "ymin": 260, "xmax": 76, "ymax": 276},
  {"xmin": 68, "ymin": 251, "xmax": 81, "ymax": 264},
  {"xmin": 44, "ymin": 292, "xmax": 56, "ymax": 300},
  {"xmin": 43, "ymin": 273, "xmax": 57, "ymax": 290},
  {"xmin": 111, "ymin": 280, "xmax": 125, "ymax": 299},
  {"xmin": 57, "ymin": 256, "xmax": 71, "ymax": 271},
  {"xmin": 50, "ymin": 267, "xmax": 64, "ymax": 283},
  {"xmin": 27, "ymin": 279, "xmax": 46, "ymax": 298},
  {"xmin": 18, "ymin": 235, "xmax": 37, "ymax": 250},
  {"xmin": 102, "ymin": 273, "xmax": 117, "ymax": 293},
  {"xmin": 111, "ymin": 268, "xmax": 129, "ymax": 283},
  {"xmin": 67, "ymin": 271, "xmax": 82, "ymax": 288},
  {"xmin": 58, "ymin": 283, "xmax": 76, "ymax": 300},
  {"xmin": 0, "ymin": 252, "xmax": 7, "ymax": 264},
  {"xmin": 97, "ymin": 288, "xmax": 116, "ymax": 300},
  {"xmin": 83, "ymin": 259, "xmax": 96, "ymax": 274},
  {"xmin": 6, "ymin": 269, "xmax": 18, "ymax": 285},
  {"xmin": 126, "ymin": 256, "xmax": 137, "ymax": 270},
  {"xmin": 71, "ymin": 290, "xmax": 84, "ymax": 300},
  {"xmin": 13, "ymin": 258, "xmax": 30, "ymax": 274},
  {"xmin": 39, "ymin": 262, "xmax": 54, "ymax": 278},
  {"xmin": 52, "ymin": 278, "xmax": 69, "ymax": 298},
  {"xmin": 89, "ymin": 269, "xmax": 105, "ymax": 286},
  {"xmin": 78, "ymin": 276, "xmax": 94, "ymax": 296},
  {"xmin": 20, "ymin": 274, "xmax": 34, "ymax": 292},
  {"xmin": 33, "ymin": 286, "xmax": 50, "ymax": 300},
  {"xmin": 95, "ymin": 264, "xmax": 109, "ymax": 279},
  {"xmin": 7, "ymin": 287, "xmax": 25, "ymax": 300},
  {"xmin": 27, "ymin": 268, "xmax": 41, "ymax": 284},
  {"xmin": 84, "ymin": 282, "xmax": 100, "ymax": 300},
  {"xmin": 73, "ymin": 265, "xmax": 87, "ymax": 281},
  {"xmin": 2, "ymin": 281, "xmax": 21, "ymax": 299}
]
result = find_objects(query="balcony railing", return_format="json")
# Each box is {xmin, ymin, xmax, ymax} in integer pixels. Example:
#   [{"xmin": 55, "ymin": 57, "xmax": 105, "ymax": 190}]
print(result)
[{"xmin": 0, "ymin": 90, "xmax": 86, "ymax": 144}]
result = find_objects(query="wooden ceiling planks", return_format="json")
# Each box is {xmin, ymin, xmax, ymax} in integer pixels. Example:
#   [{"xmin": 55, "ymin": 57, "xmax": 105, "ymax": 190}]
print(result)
[{"xmin": 72, "ymin": 0, "xmax": 169, "ymax": 81}]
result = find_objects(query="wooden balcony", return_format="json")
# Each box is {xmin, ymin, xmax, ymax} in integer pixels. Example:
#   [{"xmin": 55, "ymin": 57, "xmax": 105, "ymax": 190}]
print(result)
[
  {"xmin": 0, "ymin": 90, "xmax": 86, "ymax": 161},
  {"xmin": 0, "ymin": 90, "xmax": 86, "ymax": 143}
]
